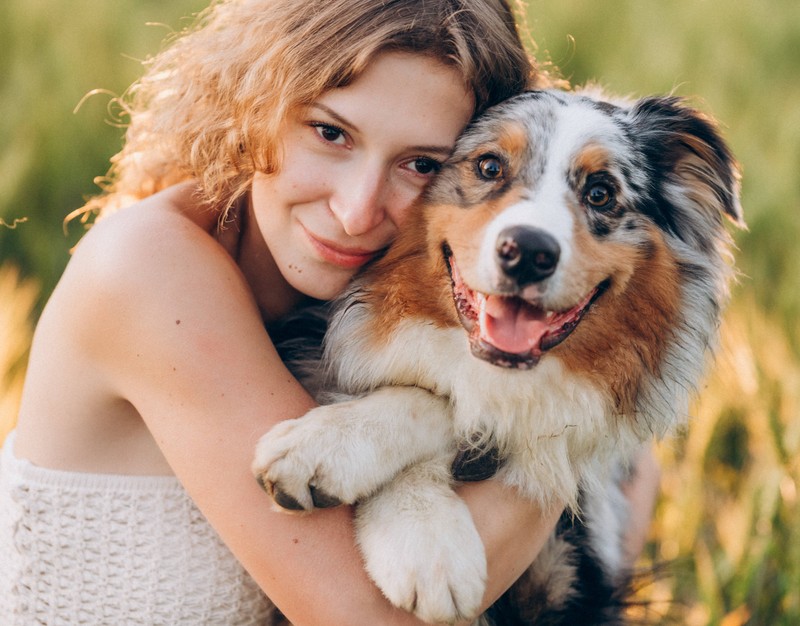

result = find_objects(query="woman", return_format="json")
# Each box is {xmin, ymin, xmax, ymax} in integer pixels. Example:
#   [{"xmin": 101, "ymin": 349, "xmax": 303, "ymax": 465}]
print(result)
[
  {"xmin": 1, "ymin": 1, "xmax": 555, "ymax": 623},
  {"xmin": 1, "ymin": 0, "xmax": 657, "ymax": 624}
]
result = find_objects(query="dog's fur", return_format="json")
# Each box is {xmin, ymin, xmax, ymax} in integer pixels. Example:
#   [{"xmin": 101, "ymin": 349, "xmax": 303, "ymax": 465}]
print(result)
[{"xmin": 253, "ymin": 89, "xmax": 743, "ymax": 625}]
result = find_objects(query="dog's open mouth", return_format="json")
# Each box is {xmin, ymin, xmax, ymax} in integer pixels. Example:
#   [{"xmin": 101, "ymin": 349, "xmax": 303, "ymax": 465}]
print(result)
[{"xmin": 446, "ymin": 249, "xmax": 606, "ymax": 369}]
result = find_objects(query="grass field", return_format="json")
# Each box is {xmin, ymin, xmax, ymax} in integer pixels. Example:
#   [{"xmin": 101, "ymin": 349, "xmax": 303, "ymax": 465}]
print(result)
[{"xmin": 1, "ymin": 1, "xmax": 798, "ymax": 623}]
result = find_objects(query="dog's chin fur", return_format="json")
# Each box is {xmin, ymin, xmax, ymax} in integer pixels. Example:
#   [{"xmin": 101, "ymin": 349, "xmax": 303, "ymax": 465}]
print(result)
[{"xmin": 258, "ymin": 88, "xmax": 743, "ymax": 625}]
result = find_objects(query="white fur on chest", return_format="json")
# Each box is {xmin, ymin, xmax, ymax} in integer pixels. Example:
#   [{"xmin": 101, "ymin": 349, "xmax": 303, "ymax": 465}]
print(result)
[{"xmin": 327, "ymin": 312, "xmax": 640, "ymax": 506}]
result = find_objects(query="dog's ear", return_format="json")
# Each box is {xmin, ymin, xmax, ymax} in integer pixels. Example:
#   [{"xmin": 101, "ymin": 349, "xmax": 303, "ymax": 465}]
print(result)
[{"xmin": 630, "ymin": 96, "xmax": 745, "ymax": 248}]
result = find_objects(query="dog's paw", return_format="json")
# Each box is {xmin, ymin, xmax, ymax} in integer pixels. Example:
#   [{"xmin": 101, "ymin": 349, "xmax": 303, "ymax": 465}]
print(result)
[
  {"xmin": 252, "ymin": 404, "xmax": 394, "ymax": 512},
  {"xmin": 356, "ymin": 465, "xmax": 487, "ymax": 624}
]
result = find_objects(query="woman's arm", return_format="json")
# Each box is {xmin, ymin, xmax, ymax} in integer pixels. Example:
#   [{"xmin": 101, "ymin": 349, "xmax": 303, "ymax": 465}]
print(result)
[
  {"xmin": 65, "ymin": 201, "xmax": 559, "ymax": 625},
  {"xmin": 620, "ymin": 445, "xmax": 660, "ymax": 566},
  {"xmin": 459, "ymin": 481, "xmax": 563, "ymax": 615}
]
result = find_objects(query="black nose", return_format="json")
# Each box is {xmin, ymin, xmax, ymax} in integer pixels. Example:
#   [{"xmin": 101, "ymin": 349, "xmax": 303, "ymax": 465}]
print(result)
[{"xmin": 495, "ymin": 226, "xmax": 560, "ymax": 285}]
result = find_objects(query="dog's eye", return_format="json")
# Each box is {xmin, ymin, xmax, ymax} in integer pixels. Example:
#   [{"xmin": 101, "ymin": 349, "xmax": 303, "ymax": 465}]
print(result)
[
  {"xmin": 477, "ymin": 155, "xmax": 504, "ymax": 180},
  {"xmin": 585, "ymin": 183, "xmax": 615, "ymax": 210}
]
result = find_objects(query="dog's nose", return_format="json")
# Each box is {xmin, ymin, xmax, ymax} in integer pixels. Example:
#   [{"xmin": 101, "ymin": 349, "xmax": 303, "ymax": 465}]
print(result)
[{"xmin": 495, "ymin": 226, "xmax": 560, "ymax": 285}]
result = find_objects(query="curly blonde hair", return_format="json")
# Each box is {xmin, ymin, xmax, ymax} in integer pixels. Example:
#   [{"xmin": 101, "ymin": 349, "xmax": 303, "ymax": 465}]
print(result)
[{"xmin": 84, "ymin": 0, "xmax": 549, "ymax": 219}]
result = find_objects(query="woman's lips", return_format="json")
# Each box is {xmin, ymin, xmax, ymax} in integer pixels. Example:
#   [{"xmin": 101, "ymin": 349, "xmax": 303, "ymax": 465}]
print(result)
[{"xmin": 303, "ymin": 227, "xmax": 379, "ymax": 269}]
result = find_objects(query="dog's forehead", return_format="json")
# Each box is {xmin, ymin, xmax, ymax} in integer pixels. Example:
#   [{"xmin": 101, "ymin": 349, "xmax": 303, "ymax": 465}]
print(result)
[
  {"xmin": 463, "ymin": 91, "xmax": 627, "ymax": 161},
  {"xmin": 522, "ymin": 93, "xmax": 626, "ymax": 160}
]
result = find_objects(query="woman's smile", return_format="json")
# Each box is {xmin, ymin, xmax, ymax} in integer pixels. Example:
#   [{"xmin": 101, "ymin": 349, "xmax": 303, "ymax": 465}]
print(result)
[{"xmin": 301, "ymin": 224, "xmax": 383, "ymax": 269}]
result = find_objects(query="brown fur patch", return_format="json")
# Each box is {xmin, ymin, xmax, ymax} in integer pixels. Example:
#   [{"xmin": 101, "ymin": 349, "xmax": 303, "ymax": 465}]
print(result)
[
  {"xmin": 574, "ymin": 143, "xmax": 612, "ymax": 178},
  {"xmin": 358, "ymin": 208, "xmax": 456, "ymax": 346},
  {"xmin": 494, "ymin": 121, "xmax": 529, "ymax": 164},
  {"xmin": 557, "ymin": 226, "xmax": 682, "ymax": 416}
]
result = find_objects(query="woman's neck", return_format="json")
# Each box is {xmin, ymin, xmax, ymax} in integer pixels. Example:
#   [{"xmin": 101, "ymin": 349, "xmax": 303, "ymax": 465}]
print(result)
[{"xmin": 232, "ymin": 192, "xmax": 309, "ymax": 324}]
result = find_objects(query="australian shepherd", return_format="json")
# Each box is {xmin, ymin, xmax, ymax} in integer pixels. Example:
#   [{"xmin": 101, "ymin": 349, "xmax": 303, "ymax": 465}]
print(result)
[{"xmin": 253, "ymin": 89, "xmax": 743, "ymax": 625}]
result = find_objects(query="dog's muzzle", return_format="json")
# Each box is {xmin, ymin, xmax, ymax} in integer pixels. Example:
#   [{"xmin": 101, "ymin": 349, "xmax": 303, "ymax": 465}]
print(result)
[{"xmin": 445, "ymin": 229, "xmax": 606, "ymax": 369}]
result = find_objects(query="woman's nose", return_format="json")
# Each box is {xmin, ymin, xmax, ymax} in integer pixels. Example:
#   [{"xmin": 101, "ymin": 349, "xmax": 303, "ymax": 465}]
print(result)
[{"xmin": 329, "ymin": 167, "xmax": 389, "ymax": 237}]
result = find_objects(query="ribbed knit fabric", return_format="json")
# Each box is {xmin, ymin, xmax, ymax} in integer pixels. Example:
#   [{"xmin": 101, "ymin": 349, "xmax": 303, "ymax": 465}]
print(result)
[{"xmin": 0, "ymin": 431, "xmax": 276, "ymax": 625}]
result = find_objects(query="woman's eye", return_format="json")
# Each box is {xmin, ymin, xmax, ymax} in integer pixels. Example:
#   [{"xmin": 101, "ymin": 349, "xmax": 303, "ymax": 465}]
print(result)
[
  {"xmin": 585, "ymin": 183, "xmax": 614, "ymax": 209},
  {"xmin": 406, "ymin": 157, "xmax": 441, "ymax": 176},
  {"xmin": 311, "ymin": 123, "xmax": 346, "ymax": 145}
]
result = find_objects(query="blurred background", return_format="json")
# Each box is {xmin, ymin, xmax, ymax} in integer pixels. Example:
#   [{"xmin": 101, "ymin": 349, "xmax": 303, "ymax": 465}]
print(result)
[{"xmin": 1, "ymin": 0, "xmax": 797, "ymax": 623}]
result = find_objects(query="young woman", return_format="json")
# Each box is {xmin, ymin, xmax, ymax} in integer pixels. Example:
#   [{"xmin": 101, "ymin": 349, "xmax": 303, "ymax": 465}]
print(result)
[{"xmin": 1, "ymin": 0, "xmax": 657, "ymax": 624}]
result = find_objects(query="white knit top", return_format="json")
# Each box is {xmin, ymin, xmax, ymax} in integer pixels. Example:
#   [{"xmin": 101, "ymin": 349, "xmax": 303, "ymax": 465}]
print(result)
[{"xmin": 0, "ymin": 431, "xmax": 277, "ymax": 625}]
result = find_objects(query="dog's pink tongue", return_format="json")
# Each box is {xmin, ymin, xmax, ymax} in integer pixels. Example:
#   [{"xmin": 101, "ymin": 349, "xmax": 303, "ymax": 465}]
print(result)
[{"xmin": 478, "ymin": 295, "xmax": 549, "ymax": 355}]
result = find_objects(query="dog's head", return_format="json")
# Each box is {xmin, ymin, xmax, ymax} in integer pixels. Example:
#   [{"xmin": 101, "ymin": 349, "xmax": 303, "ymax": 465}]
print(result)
[{"xmin": 423, "ymin": 89, "xmax": 743, "ymax": 374}]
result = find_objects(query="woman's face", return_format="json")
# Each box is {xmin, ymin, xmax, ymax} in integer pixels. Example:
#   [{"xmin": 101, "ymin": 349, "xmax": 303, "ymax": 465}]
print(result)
[{"xmin": 250, "ymin": 51, "xmax": 475, "ymax": 303}]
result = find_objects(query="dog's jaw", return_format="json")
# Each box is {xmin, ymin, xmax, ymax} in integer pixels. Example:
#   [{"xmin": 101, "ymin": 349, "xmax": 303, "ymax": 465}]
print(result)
[{"xmin": 445, "ymin": 245, "xmax": 608, "ymax": 369}]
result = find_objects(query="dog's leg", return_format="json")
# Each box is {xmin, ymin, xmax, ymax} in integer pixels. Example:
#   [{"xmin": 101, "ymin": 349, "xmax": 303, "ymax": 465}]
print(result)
[
  {"xmin": 356, "ymin": 455, "xmax": 487, "ymax": 625},
  {"xmin": 252, "ymin": 386, "xmax": 453, "ymax": 511}
]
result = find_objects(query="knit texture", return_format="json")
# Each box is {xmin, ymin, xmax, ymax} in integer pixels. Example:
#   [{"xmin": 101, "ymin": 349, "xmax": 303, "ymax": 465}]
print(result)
[{"xmin": 0, "ymin": 431, "xmax": 276, "ymax": 625}]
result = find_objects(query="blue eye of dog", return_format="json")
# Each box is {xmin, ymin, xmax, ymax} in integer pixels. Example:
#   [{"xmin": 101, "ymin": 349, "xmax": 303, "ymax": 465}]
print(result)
[
  {"xmin": 477, "ymin": 155, "xmax": 504, "ymax": 180},
  {"xmin": 585, "ymin": 183, "xmax": 615, "ymax": 210}
]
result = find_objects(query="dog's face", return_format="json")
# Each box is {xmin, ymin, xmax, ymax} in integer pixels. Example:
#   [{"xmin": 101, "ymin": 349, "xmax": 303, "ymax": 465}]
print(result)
[{"xmin": 423, "ymin": 90, "xmax": 742, "ymax": 371}]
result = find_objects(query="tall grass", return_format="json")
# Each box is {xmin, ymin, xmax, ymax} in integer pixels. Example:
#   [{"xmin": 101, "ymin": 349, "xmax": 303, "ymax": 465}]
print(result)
[
  {"xmin": 0, "ymin": 266, "xmax": 37, "ymax": 445},
  {"xmin": 1, "ymin": 1, "xmax": 798, "ymax": 623},
  {"xmin": 639, "ymin": 299, "xmax": 800, "ymax": 624},
  {"xmin": 0, "ymin": 0, "xmax": 208, "ymax": 304}
]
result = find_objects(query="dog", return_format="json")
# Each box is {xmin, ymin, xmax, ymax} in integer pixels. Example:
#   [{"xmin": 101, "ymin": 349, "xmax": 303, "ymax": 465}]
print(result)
[{"xmin": 253, "ymin": 88, "xmax": 743, "ymax": 625}]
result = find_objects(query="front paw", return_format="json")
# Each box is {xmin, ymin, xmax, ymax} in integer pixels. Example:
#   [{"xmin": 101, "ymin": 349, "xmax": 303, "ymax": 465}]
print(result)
[
  {"xmin": 252, "ymin": 404, "xmax": 386, "ymax": 512},
  {"xmin": 356, "ymin": 462, "xmax": 487, "ymax": 624}
]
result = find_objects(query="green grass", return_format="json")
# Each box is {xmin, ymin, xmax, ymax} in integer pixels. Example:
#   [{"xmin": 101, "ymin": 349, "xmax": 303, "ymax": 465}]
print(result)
[
  {"xmin": 2, "ymin": 1, "xmax": 798, "ymax": 623},
  {"xmin": 0, "ymin": 0, "xmax": 208, "ymax": 304}
]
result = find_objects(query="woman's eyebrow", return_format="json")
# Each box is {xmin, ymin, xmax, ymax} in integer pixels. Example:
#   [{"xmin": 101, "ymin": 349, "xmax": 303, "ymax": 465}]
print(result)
[
  {"xmin": 308, "ymin": 103, "xmax": 455, "ymax": 157},
  {"xmin": 409, "ymin": 143, "xmax": 457, "ymax": 158},
  {"xmin": 309, "ymin": 103, "xmax": 360, "ymax": 133}
]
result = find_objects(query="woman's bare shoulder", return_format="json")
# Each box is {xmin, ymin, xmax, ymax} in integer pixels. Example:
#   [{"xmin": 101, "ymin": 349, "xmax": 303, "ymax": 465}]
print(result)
[
  {"xmin": 72, "ymin": 183, "xmax": 239, "ymax": 294},
  {"xmin": 57, "ymin": 184, "xmax": 289, "ymax": 406},
  {"xmin": 15, "ymin": 183, "xmax": 272, "ymax": 468},
  {"xmin": 47, "ymin": 187, "xmax": 245, "ymax": 374}
]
